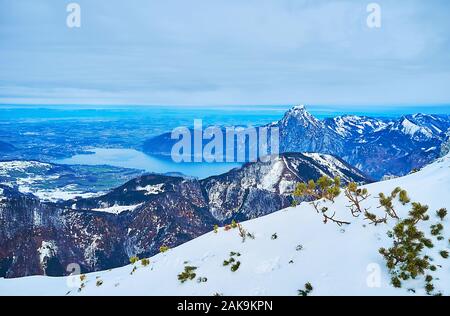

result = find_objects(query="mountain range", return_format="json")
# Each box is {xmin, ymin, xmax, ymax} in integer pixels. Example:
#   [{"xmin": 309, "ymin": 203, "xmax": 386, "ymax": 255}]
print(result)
[
  {"xmin": 2, "ymin": 152, "xmax": 449, "ymax": 296},
  {"xmin": 144, "ymin": 105, "xmax": 450, "ymax": 179},
  {"xmin": 0, "ymin": 153, "xmax": 368, "ymax": 278}
]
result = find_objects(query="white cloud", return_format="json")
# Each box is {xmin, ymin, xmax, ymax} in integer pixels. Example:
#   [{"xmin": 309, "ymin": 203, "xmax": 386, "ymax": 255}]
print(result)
[{"xmin": 0, "ymin": 0, "xmax": 449, "ymax": 106}]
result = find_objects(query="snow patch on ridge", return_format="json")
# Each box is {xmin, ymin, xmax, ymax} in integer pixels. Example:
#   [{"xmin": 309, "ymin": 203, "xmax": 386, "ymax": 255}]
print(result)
[
  {"xmin": 92, "ymin": 203, "xmax": 143, "ymax": 214},
  {"xmin": 38, "ymin": 241, "xmax": 58, "ymax": 271},
  {"xmin": 136, "ymin": 183, "xmax": 165, "ymax": 195}
]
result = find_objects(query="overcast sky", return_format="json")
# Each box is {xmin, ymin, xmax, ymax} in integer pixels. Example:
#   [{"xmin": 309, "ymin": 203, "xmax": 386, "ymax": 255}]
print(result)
[{"xmin": 0, "ymin": 0, "xmax": 449, "ymax": 106}]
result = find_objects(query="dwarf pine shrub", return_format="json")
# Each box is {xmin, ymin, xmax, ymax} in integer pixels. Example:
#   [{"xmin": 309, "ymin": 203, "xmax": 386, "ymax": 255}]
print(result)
[
  {"xmin": 159, "ymin": 245, "xmax": 170, "ymax": 253},
  {"xmin": 96, "ymin": 279, "xmax": 103, "ymax": 287},
  {"xmin": 399, "ymin": 190, "xmax": 411, "ymax": 205},
  {"xmin": 379, "ymin": 202, "xmax": 434, "ymax": 290},
  {"xmin": 294, "ymin": 176, "xmax": 341, "ymax": 202},
  {"xmin": 378, "ymin": 192, "xmax": 398, "ymax": 219},
  {"xmin": 224, "ymin": 252, "xmax": 241, "ymax": 271},
  {"xmin": 230, "ymin": 261, "xmax": 241, "ymax": 272},
  {"xmin": 246, "ymin": 232, "xmax": 255, "ymax": 240},
  {"xmin": 223, "ymin": 257, "xmax": 235, "ymax": 266},
  {"xmin": 436, "ymin": 208, "xmax": 447, "ymax": 221},
  {"xmin": 178, "ymin": 266, "xmax": 197, "ymax": 283},
  {"xmin": 213, "ymin": 224, "xmax": 219, "ymax": 233},
  {"xmin": 141, "ymin": 258, "xmax": 150, "ymax": 267},
  {"xmin": 430, "ymin": 223, "xmax": 444, "ymax": 236},
  {"xmin": 364, "ymin": 210, "xmax": 387, "ymax": 226},
  {"xmin": 298, "ymin": 282, "xmax": 313, "ymax": 296},
  {"xmin": 129, "ymin": 256, "xmax": 139, "ymax": 264},
  {"xmin": 344, "ymin": 182, "xmax": 370, "ymax": 217},
  {"xmin": 440, "ymin": 250, "xmax": 449, "ymax": 259},
  {"xmin": 237, "ymin": 224, "xmax": 248, "ymax": 243}
]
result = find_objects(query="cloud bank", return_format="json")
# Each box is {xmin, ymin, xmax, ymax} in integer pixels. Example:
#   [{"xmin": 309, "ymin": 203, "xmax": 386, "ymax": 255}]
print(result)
[{"xmin": 0, "ymin": 0, "xmax": 449, "ymax": 106}]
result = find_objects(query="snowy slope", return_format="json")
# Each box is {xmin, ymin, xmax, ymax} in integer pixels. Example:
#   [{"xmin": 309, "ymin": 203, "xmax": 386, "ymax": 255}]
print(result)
[{"xmin": 1, "ymin": 154, "xmax": 449, "ymax": 296}]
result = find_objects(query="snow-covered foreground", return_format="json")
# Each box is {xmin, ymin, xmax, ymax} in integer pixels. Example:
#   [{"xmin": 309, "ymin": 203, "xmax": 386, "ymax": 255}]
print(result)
[{"xmin": 1, "ymin": 155, "xmax": 450, "ymax": 296}]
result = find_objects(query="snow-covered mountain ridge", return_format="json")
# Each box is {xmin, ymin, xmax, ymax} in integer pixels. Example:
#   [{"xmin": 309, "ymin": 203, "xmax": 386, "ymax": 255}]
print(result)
[
  {"xmin": 0, "ymin": 153, "xmax": 369, "ymax": 278},
  {"xmin": 144, "ymin": 105, "xmax": 450, "ymax": 180},
  {"xmin": 2, "ymin": 154, "xmax": 449, "ymax": 296}
]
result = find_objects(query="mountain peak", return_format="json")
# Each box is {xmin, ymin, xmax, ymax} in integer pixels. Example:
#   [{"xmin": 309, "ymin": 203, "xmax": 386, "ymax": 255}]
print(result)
[
  {"xmin": 292, "ymin": 104, "xmax": 306, "ymax": 111},
  {"xmin": 283, "ymin": 104, "xmax": 320, "ymax": 127}
]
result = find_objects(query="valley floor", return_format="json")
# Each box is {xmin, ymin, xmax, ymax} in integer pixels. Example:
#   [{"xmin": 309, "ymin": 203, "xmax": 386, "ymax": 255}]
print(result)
[{"xmin": 1, "ymin": 154, "xmax": 449, "ymax": 296}]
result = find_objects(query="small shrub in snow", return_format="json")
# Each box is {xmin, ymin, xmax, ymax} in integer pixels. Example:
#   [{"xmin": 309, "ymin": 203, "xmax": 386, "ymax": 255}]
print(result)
[
  {"xmin": 408, "ymin": 202, "xmax": 430, "ymax": 223},
  {"xmin": 399, "ymin": 190, "xmax": 411, "ymax": 205},
  {"xmin": 223, "ymin": 257, "xmax": 235, "ymax": 266},
  {"xmin": 130, "ymin": 266, "xmax": 137, "ymax": 275},
  {"xmin": 436, "ymin": 208, "xmax": 447, "ymax": 221},
  {"xmin": 231, "ymin": 220, "xmax": 238, "ymax": 229},
  {"xmin": 246, "ymin": 232, "xmax": 255, "ymax": 240},
  {"xmin": 230, "ymin": 261, "xmax": 241, "ymax": 272},
  {"xmin": 213, "ymin": 224, "xmax": 219, "ymax": 233},
  {"xmin": 315, "ymin": 205, "xmax": 350, "ymax": 227},
  {"xmin": 364, "ymin": 210, "xmax": 387, "ymax": 226},
  {"xmin": 425, "ymin": 283, "xmax": 435, "ymax": 295},
  {"xmin": 129, "ymin": 256, "xmax": 139, "ymax": 264},
  {"xmin": 141, "ymin": 258, "xmax": 150, "ymax": 267},
  {"xmin": 237, "ymin": 224, "xmax": 248, "ymax": 243},
  {"xmin": 96, "ymin": 279, "xmax": 103, "ymax": 287},
  {"xmin": 294, "ymin": 176, "xmax": 341, "ymax": 202},
  {"xmin": 430, "ymin": 223, "xmax": 444, "ymax": 236},
  {"xmin": 271, "ymin": 233, "xmax": 278, "ymax": 240},
  {"xmin": 379, "ymin": 202, "xmax": 434, "ymax": 291},
  {"xmin": 159, "ymin": 245, "xmax": 170, "ymax": 253},
  {"xmin": 79, "ymin": 274, "xmax": 86, "ymax": 282},
  {"xmin": 440, "ymin": 250, "xmax": 449, "ymax": 259},
  {"xmin": 391, "ymin": 277, "xmax": 401, "ymax": 288},
  {"xmin": 178, "ymin": 266, "xmax": 197, "ymax": 283},
  {"xmin": 344, "ymin": 182, "xmax": 370, "ymax": 217},
  {"xmin": 223, "ymin": 252, "xmax": 241, "ymax": 271},
  {"xmin": 298, "ymin": 282, "xmax": 313, "ymax": 296},
  {"xmin": 296, "ymin": 244, "xmax": 303, "ymax": 251},
  {"xmin": 378, "ymin": 192, "xmax": 399, "ymax": 219}
]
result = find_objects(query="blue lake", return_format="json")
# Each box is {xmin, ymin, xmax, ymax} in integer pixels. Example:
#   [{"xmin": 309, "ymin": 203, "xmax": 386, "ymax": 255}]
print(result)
[{"xmin": 56, "ymin": 148, "xmax": 241, "ymax": 179}]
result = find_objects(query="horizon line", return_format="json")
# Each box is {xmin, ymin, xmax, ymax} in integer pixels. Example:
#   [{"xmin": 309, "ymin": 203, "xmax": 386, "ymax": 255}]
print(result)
[{"xmin": 1, "ymin": 102, "xmax": 450, "ymax": 109}]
